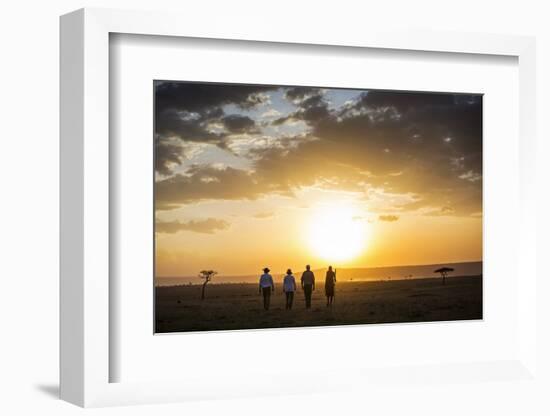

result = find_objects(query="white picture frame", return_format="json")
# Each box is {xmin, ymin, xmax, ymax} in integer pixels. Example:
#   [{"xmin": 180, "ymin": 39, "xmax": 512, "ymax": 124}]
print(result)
[{"xmin": 60, "ymin": 7, "xmax": 538, "ymax": 408}]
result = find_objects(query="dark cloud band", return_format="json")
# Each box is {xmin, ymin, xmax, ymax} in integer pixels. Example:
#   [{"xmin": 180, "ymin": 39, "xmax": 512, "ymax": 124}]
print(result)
[{"xmin": 154, "ymin": 83, "xmax": 482, "ymax": 217}]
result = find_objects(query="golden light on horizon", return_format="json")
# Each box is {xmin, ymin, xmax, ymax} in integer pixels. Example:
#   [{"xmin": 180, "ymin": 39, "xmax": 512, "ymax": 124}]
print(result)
[{"xmin": 306, "ymin": 202, "xmax": 368, "ymax": 263}]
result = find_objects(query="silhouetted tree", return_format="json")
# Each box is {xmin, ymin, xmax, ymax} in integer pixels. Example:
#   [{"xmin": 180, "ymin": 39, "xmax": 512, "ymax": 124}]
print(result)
[
  {"xmin": 199, "ymin": 270, "xmax": 217, "ymax": 300},
  {"xmin": 434, "ymin": 267, "xmax": 454, "ymax": 285}
]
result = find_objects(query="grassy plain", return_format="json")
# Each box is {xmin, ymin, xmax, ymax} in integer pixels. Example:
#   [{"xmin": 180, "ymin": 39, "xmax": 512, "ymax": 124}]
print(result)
[{"xmin": 155, "ymin": 275, "xmax": 482, "ymax": 333}]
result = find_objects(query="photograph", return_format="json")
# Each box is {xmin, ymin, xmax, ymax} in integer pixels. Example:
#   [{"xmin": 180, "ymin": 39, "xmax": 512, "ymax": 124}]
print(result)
[{"xmin": 154, "ymin": 81, "xmax": 483, "ymax": 333}]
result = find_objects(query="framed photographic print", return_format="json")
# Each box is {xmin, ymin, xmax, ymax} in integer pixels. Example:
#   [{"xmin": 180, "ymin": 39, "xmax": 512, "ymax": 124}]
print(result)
[{"xmin": 60, "ymin": 7, "xmax": 539, "ymax": 408}]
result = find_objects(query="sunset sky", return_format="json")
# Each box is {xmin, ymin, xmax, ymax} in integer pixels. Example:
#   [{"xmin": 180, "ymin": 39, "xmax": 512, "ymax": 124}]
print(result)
[{"xmin": 154, "ymin": 82, "xmax": 482, "ymax": 277}]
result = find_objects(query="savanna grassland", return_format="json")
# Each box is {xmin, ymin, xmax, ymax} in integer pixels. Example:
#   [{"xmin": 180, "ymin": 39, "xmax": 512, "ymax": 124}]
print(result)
[{"xmin": 155, "ymin": 275, "xmax": 482, "ymax": 333}]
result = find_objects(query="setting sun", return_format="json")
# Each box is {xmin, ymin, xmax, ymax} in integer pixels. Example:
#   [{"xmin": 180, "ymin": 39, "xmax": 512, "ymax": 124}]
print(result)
[{"xmin": 307, "ymin": 203, "xmax": 368, "ymax": 262}]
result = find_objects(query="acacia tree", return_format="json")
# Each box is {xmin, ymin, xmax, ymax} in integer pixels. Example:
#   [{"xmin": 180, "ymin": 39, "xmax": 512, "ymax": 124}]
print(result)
[
  {"xmin": 434, "ymin": 267, "xmax": 454, "ymax": 285},
  {"xmin": 199, "ymin": 270, "xmax": 217, "ymax": 300}
]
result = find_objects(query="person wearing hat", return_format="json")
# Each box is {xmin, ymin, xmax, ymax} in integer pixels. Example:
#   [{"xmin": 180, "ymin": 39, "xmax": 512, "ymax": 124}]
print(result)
[
  {"xmin": 259, "ymin": 267, "xmax": 275, "ymax": 310},
  {"xmin": 301, "ymin": 265, "xmax": 315, "ymax": 309},
  {"xmin": 282, "ymin": 269, "xmax": 297, "ymax": 310}
]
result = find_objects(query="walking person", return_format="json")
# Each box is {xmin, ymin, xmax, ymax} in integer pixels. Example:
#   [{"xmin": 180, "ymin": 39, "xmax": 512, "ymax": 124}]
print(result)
[
  {"xmin": 301, "ymin": 265, "xmax": 315, "ymax": 309},
  {"xmin": 283, "ymin": 269, "xmax": 296, "ymax": 310},
  {"xmin": 259, "ymin": 267, "xmax": 275, "ymax": 310},
  {"xmin": 325, "ymin": 266, "xmax": 336, "ymax": 306}
]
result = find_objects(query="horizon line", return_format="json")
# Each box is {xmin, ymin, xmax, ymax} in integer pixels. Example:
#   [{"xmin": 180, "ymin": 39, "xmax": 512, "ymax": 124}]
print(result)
[{"xmin": 156, "ymin": 259, "xmax": 483, "ymax": 279}]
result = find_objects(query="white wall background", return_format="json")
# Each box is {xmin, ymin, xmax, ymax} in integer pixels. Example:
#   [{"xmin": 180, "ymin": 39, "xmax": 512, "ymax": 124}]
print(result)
[{"xmin": 0, "ymin": 0, "xmax": 548, "ymax": 415}]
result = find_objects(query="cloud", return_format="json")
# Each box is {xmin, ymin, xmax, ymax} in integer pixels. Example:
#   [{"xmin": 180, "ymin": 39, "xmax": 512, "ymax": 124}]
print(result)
[
  {"xmin": 458, "ymin": 170, "xmax": 482, "ymax": 182},
  {"xmin": 253, "ymin": 211, "xmax": 275, "ymax": 219},
  {"xmin": 261, "ymin": 109, "xmax": 281, "ymax": 119},
  {"xmin": 284, "ymin": 87, "xmax": 324, "ymax": 105},
  {"xmin": 155, "ymin": 138, "xmax": 184, "ymax": 176},
  {"xmin": 156, "ymin": 165, "xmax": 266, "ymax": 210},
  {"xmin": 155, "ymin": 82, "xmax": 274, "ymax": 114},
  {"xmin": 156, "ymin": 218, "xmax": 230, "ymax": 234},
  {"xmin": 154, "ymin": 82, "xmax": 278, "ymax": 174},
  {"xmin": 155, "ymin": 84, "xmax": 482, "ymax": 217},
  {"xmin": 155, "ymin": 108, "xmax": 224, "ymax": 147},
  {"xmin": 291, "ymin": 89, "xmax": 482, "ymax": 215},
  {"xmin": 379, "ymin": 215, "xmax": 400, "ymax": 222},
  {"xmin": 274, "ymin": 87, "xmax": 330, "ymax": 126},
  {"xmin": 222, "ymin": 115, "xmax": 259, "ymax": 134}
]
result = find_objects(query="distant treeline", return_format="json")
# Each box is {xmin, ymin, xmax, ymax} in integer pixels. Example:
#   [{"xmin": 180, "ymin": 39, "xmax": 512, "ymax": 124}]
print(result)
[{"xmin": 156, "ymin": 261, "xmax": 482, "ymax": 286}]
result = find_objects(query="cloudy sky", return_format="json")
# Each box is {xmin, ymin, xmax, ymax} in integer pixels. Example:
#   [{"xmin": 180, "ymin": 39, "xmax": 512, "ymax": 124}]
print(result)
[{"xmin": 154, "ymin": 81, "xmax": 482, "ymax": 277}]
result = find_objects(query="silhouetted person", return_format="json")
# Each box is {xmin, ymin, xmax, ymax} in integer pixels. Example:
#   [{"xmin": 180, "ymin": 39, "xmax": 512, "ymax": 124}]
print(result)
[
  {"xmin": 259, "ymin": 267, "xmax": 275, "ymax": 310},
  {"xmin": 301, "ymin": 265, "xmax": 315, "ymax": 309},
  {"xmin": 325, "ymin": 266, "xmax": 336, "ymax": 306},
  {"xmin": 283, "ymin": 269, "xmax": 296, "ymax": 310}
]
